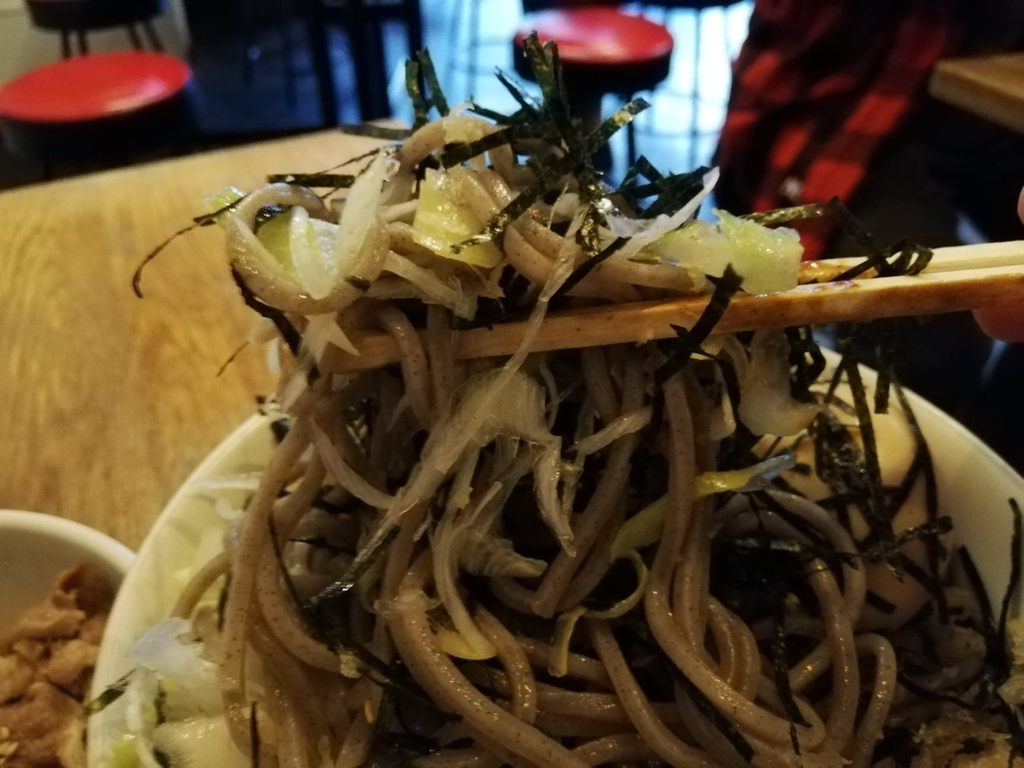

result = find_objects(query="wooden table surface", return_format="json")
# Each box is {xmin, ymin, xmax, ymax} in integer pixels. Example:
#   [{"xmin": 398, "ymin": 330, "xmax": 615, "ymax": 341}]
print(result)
[
  {"xmin": 930, "ymin": 53, "xmax": 1024, "ymax": 134},
  {"xmin": 0, "ymin": 129, "xmax": 387, "ymax": 549}
]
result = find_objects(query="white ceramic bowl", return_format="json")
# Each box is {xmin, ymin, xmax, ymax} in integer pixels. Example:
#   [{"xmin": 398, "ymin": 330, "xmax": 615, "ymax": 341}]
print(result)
[
  {"xmin": 0, "ymin": 510, "xmax": 135, "ymax": 631},
  {"xmin": 88, "ymin": 369, "xmax": 1024, "ymax": 765},
  {"xmin": 88, "ymin": 414, "xmax": 275, "ymax": 765}
]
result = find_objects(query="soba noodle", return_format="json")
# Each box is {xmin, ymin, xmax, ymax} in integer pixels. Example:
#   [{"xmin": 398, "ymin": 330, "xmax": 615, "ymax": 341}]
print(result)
[{"xmin": 118, "ymin": 52, "xmax": 1024, "ymax": 768}]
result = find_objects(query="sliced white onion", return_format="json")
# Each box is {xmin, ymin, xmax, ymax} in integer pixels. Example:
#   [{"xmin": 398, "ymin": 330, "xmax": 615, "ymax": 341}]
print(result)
[
  {"xmin": 130, "ymin": 620, "xmax": 222, "ymax": 719},
  {"xmin": 265, "ymin": 339, "xmax": 281, "ymax": 375},
  {"xmin": 303, "ymin": 313, "xmax": 360, "ymax": 361},
  {"xmin": 614, "ymin": 167, "xmax": 718, "ymax": 262},
  {"xmin": 289, "ymin": 205, "xmax": 335, "ymax": 300},
  {"xmin": 151, "ymin": 717, "xmax": 248, "ymax": 768},
  {"xmin": 738, "ymin": 329, "xmax": 821, "ymax": 436},
  {"xmin": 431, "ymin": 482, "xmax": 505, "ymax": 660},
  {"xmin": 247, "ymin": 317, "xmax": 279, "ymax": 344},
  {"xmin": 353, "ymin": 213, "xmax": 581, "ymax": 569},
  {"xmin": 333, "ymin": 153, "xmax": 391, "ymax": 278},
  {"xmin": 372, "ymin": 251, "xmax": 478, "ymax": 319},
  {"xmin": 459, "ymin": 532, "xmax": 546, "ymax": 578},
  {"xmin": 573, "ymin": 407, "xmax": 652, "ymax": 458},
  {"xmin": 312, "ymin": 421, "xmax": 395, "ymax": 509}
]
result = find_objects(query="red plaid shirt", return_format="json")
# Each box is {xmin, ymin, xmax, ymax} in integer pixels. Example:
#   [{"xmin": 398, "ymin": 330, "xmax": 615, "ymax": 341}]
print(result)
[{"xmin": 714, "ymin": 0, "xmax": 956, "ymax": 259}]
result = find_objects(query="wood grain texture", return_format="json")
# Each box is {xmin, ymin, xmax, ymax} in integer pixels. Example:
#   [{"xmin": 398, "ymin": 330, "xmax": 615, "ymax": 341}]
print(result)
[
  {"xmin": 930, "ymin": 53, "xmax": 1024, "ymax": 133},
  {"xmin": 0, "ymin": 130, "xmax": 387, "ymax": 548}
]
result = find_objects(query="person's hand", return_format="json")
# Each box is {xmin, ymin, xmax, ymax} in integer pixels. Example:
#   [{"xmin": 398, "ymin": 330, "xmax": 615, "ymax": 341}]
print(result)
[{"xmin": 972, "ymin": 188, "xmax": 1024, "ymax": 342}]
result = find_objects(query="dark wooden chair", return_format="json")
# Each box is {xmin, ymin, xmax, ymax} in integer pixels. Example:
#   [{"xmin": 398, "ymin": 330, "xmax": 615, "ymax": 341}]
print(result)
[
  {"xmin": 25, "ymin": 0, "xmax": 167, "ymax": 58},
  {"xmin": 298, "ymin": 0, "xmax": 424, "ymax": 123}
]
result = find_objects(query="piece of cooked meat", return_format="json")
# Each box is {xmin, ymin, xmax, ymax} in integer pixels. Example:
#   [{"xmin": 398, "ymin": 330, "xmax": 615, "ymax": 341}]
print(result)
[
  {"xmin": 0, "ymin": 683, "xmax": 86, "ymax": 768},
  {"xmin": 0, "ymin": 656, "xmax": 34, "ymax": 706},
  {"xmin": 0, "ymin": 564, "xmax": 113, "ymax": 768}
]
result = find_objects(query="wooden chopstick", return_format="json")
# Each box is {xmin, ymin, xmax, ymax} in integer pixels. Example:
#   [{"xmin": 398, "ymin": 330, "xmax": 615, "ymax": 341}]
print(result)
[{"xmin": 321, "ymin": 241, "xmax": 1024, "ymax": 373}]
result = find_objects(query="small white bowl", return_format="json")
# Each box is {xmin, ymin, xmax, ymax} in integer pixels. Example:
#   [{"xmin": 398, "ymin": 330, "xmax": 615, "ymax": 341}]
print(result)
[{"xmin": 0, "ymin": 510, "xmax": 135, "ymax": 631}]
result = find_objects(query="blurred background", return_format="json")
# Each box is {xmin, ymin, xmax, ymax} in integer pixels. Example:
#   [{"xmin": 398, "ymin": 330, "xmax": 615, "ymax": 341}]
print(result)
[
  {"xmin": 2, "ymin": 0, "xmax": 1024, "ymax": 471},
  {"xmin": 0, "ymin": 0, "xmax": 753, "ymax": 188}
]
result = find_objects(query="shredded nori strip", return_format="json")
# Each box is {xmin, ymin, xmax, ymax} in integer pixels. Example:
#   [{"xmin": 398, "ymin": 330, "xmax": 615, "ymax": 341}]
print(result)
[
  {"xmin": 828, "ymin": 197, "xmax": 882, "ymax": 264},
  {"xmin": 959, "ymin": 548, "xmax": 996, "ymax": 643},
  {"xmin": 575, "ymin": 205, "xmax": 605, "ymax": 260},
  {"xmin": 615, "ymin": 621, "xmax": 754, "ymax": 753},
  {"xmin": 405, "ymin": 58, "xmax": 430, "ymax": 127},
  {"xmin": 552, "ymin": 236, "xmax": 627, "ymax": 302},
  {"xmin": 416, "ymin": 50, "xmax": 449, "ymax": 118},
  {"xmin": 339, "ymin": 123, "xmax": 413, "ymax": 141},
  {"xmin": 785, "ymin": 326, "xmax": 826, "ymax": 402},
  {"xmin": 310, "ymin": 489, "xmax": 354, "ymax": 515},
  {"xmin": 741, "ymin": 203, "xmax": 827, "ymax": 227},
  {"xmin": 863, "ymin": 517, "xmax": 953, "ymax": 560},
  {"xmin": 194, "ymin": 196, "xmax": 250, "ymax": 227},
  {"xmin": 897, "ymin": 672, "xmax": 972, "ymax": 709},
  {"xmin": 270, "ymin": 417, "xmax": 290, "ymax": 443},
  {"xmin": 132, "ymin": 219, "xmax": 203, "ymax": 297},
  {"xmin": 872, "ymin": 321, "xmax": 896, "ymax": 414},
  {"xmin": 655, "ymin": 265, "xmax": 744, "ymax": 386},
  {"xmin": 838, "ymin": 355, "xmax": 891, "ymax": 539},
  {"xmin": 768, "ymin": 607, "xmax": 808, "ymax": 756},
  {"xmin": 290, "ymin": 535, "xmax": 354, "ymax": 556},
  {"xmin": 266, "ymin": 173, "xmax": 357, "ymax": 187},
  {"xmin": 823, "ymin": 197, "xmax": 932, "ymax": 280},
  {"xmin": 620, "ymin": 155, "xmax": 663, "ymax": 192},
  {"xmin": 347, "ymin": 275, "xmax": 372, "ymax": 291},
  {"xmin": 674, "ymin": 669, "xmax": 756, "ymax": 762},
  {"xmin": 250, "ymin": 703, "xmax": 261, "ymax": 768},
  {"xmin": 997, "ymin": 500, "xmax": 1023, "ymax": 672},
  {"xmin": 230, "ymin": 268, "xmax": 303, "ymax": 357},
  {"xmin": 865, "ymin": 590, "xmax": 898, "ymax": 614},
  {"xmin": 83, "ymin": 670, "xmax": 133, "ymax": 715},
  {"xmin": 217, "ymin": 573, "xmax": 231, "ymax": 631},
  {"xmin": 309, "ymin": 526, "xmax": 400, "ymax": 608},
  {"xmin": 887, "ymin": 551, "xmax": 948, "ymax": 602},
  {"xmin": 269, "ymin": 517, "xmax": 304, "ymax": 610},
  {"xmin": 438, "ymin": 122, "xmax": 557, "ymax": 168},
  {"xmin": 894, "ymin": 383, "xmax": 948, "ymax": 620},
  {"xmin": 216, "ymin": 340, "xmax": 250, "ymax": 378},
  {"xmin": 457, "ymin": 99, "xmax": 648, "ymax": 250},
  {"xmin": 274, "ymin": 521, "xmax": 430, "ymax": 699},
  {"xmin": 632, "ymin": 166, "xmax": 709, "ymax": 219},
  {"xmin": 494, "ymin": 69, "xmax": 543, "ymax": 117},
  {"xmin": 521, "ymin": 34, "xmax": 574, "ymax": 144}
]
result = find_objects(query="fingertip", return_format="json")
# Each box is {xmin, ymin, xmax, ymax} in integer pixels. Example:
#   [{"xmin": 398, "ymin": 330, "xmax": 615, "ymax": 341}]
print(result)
[{"xmin": 974, "ymin": 304, "xmax": 1024, "ymax": 343}]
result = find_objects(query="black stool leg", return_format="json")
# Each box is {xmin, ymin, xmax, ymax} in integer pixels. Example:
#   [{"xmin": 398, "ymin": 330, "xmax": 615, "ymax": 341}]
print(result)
[
  {"xmin": 299, "ymin": 0, "xmax": 339, "ymax": 125},
  {"xmin": 60, "ymin": 31, "xmax": 71, "ymax": 59},
  {"xmin": 282, "ymin": 20, "xmax": 298, "ymax": 110},
  {"xmin": 76, "ymin": 30, "xmax": 89, "ymax": 55},
  {"xmin": 127, "ymin": 24, "xmax": 144, "ymax": 50},
  {"xmin": 689, "ymin": 9, "xmax": 701, "ymax": 169},
  {"xmin": 468, "ymin": 0, "xmax": 480, "ymax": 95},
  {"xmin": 142, "ymin": 20, "xmax": 164, "ymax": 51},
  {"xmin": 406, "ymin": 0, "xmax": 424, "ymax": 57},
  {"xmin": 627, "ymin": 95, "xmax": 638, "ymax": 168}
]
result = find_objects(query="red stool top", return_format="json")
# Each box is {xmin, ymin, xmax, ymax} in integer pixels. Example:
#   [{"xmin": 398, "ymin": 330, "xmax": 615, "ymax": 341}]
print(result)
[
  {"xmin": 515, "ymin": 8, "xmax": 673, "ymax": 66},
  {"xmin": 0, "ymin": 51, "xmax": 191, "ymax": 124}
]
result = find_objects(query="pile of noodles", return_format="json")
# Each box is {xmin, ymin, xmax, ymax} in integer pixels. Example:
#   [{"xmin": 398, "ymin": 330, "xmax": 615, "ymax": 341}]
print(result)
[{"xmin": 116, "ymin": 48, "xmax": 1024, "ymax": 768}]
